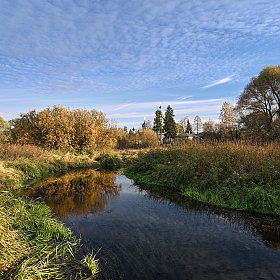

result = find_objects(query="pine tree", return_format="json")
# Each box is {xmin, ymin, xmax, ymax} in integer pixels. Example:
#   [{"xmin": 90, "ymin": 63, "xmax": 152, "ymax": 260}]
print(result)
[
  {"xmin": 186, "ymin": 119, "xmax": 193, "ymax": 133},
  {"xmin": 163, "ymin": 105, "xmax": 177, "ymax": 141},
  {"xmin": 153, "ymin": 109, "xmax": 164, "ymax": 133}
]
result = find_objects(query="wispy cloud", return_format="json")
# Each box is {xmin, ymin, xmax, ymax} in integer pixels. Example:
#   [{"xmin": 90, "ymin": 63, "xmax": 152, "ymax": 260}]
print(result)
[
  {"xmin": 111, "ymin": 103, "xmax": 134, "ymax": 112},
  {"xmin": 202, "ymin": 76, "xmax": 233, "ymax": 89},
  {"xmin": 0, "ymin": 0, "xmax": 280, "ymax": 128},
  {"xmin": 0, "ymin": 0, "xmax": 279, "ymax": 94}
]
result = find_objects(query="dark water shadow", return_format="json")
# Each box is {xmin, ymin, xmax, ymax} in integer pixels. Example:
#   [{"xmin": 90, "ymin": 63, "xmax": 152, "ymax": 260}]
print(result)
[{"xmin": 137, "ymin": 183, "xmax": 280, "ymax": 251}]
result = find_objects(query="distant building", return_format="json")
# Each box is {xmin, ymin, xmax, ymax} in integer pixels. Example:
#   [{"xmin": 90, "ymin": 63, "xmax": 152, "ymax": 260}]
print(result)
[
  {"xmin": 174, "ymin": 132, "xmax": 207, "ymax": 143},
  {"xmin": 132, "ymin": 125, "xmax": 136, "ymax": 134},
  {"xmin": 141, "ymin": 117, "xmax": 148, "ymax": 130}
]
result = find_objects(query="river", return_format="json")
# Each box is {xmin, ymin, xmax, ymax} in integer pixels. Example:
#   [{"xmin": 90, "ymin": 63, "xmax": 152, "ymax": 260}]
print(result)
[{"xmin": 25, "ymin": 169, "xmax": 280, "ymax": 279}]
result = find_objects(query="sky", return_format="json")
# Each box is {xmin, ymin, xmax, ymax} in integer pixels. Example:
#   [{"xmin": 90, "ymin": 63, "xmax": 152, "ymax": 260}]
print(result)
[{"xmin": 0, "ymin": 0, "xmax": 280, "ymax": 129}]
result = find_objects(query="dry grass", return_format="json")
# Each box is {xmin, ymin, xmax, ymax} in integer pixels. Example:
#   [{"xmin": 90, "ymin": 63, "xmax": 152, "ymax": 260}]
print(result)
[
  {"xmin": 126, "ymin": 141, "xmax": 280, "ymax": 214},
  {"xmin": 0, "ymin": 143, "xmax": 52, "ymax": 162},
  {"xmin": 0, "ymin": 143, "xmax": 98, "ymax": 189}
]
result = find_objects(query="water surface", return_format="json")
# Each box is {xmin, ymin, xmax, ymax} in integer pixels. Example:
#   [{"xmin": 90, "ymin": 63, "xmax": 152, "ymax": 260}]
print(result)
[{"xmin": 26, "ymin": 170, "xmax": 280, "ymax": 279}]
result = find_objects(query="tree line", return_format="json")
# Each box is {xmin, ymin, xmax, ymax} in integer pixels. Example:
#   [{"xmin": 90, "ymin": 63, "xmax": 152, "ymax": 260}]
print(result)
[
  {"xmin": 0, "ymin": 105, "xmax": 159, "ymax": 149},
  {"xmin": 0, "ymin": 105, "xmax": 122, "ymax": 149},
  {"xmin": 1, "ymin": 64, "xmax": 279, "ymax": 148},
  {"xmin": 154, "ymin": 64, "xmax": 280, "ymax": 142}
]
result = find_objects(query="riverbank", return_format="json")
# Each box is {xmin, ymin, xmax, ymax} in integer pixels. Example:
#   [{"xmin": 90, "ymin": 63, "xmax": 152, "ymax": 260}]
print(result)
[
  {"xmin": 0, "ymin": 143, "xmax": 100, "ymax": 279},
  {"xmin": 125, "ymin": 142, "xmax": 280, "ymax": 215}
]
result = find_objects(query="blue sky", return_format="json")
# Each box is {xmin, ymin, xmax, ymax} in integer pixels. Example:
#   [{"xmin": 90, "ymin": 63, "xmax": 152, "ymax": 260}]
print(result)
[{"xmin": 0, "ymin": 0, "xmax": 280, "ymax": 129}]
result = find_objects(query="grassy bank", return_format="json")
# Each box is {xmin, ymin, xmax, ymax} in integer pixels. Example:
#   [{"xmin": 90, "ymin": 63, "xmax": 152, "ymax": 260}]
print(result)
[
  {"xmin": 0, "ymin": 143, "xmax": 101, "ymax": 279},
  {"xmin": 0, "ymin": 143, "xmax": 100, "ymax": 190},
  {"xmin": 125, "ymin": 142, "xmax": 280, "ymax": 214}
]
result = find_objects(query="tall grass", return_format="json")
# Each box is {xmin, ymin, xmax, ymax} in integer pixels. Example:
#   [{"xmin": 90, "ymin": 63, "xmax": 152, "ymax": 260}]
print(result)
[
  {"xmin": 0, "ymin": 191, "xmax": 99, "ymax": 279},
  {"xmin": 125, "ymin": 141, "xmax": 280, "ymax": 214},
  {"xmin": 0, "ymin": 143, "xmax": 98, "ymax": 189},
  {"xmin": 0, "ymin": 143, "xmax": 102, "ymax": 279}
]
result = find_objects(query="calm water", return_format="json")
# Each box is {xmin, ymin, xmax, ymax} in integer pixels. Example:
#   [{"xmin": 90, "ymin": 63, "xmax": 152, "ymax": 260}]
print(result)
[{"xmin": 25, "ymin": 170, "xmax": 280, "ymax": 280}]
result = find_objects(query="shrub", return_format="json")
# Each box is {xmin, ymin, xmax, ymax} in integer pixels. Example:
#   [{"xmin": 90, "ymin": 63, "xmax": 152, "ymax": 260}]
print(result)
[{"xmin": 99, "ymin": 153, "xmax": 122, "ymax": 170}]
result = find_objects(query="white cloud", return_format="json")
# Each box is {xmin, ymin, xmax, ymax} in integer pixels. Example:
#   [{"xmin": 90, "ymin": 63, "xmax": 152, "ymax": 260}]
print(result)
[
  {"xmin": 0, "ymin": 0, "xmax": 279, "ymax": 94},
  {"xmin": 202, "ymin": 76, "xmax": 233, "ymax": 89},
  {"xmin": 0, "ymin": 0, "xmax": 279, "ymax": 129}
]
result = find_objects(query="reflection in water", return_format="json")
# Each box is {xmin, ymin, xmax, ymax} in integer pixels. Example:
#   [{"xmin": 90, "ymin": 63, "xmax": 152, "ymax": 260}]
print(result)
[
  {"xmin": 25, "ymin": 171, "xmax": 280, "ymax": 279},
  {"xmin": 25, "ymin": 170, "xmax": 122, "ymax": 218},
  {"xmin": 138, "ymin": 185, "xmax": 280, "ymax": 251}
]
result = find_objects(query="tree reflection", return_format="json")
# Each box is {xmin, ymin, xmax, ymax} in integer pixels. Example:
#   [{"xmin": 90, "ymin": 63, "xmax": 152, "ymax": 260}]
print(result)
[{"xmin": 26, "ymin": 170, "xmax": 121, "ymax": 218}]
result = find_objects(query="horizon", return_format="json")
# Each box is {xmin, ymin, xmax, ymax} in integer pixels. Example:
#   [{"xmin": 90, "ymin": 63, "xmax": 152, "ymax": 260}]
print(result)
[{"xmin": 1, "ymin": 0, "xmax": 280, "ymax": 129}]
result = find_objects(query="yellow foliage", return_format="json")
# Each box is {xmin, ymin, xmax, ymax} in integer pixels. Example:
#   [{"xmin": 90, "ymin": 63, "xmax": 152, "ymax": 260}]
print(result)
[{"xmin": 10, "ymin": 105, "xmax": 118, "ymax": 150}]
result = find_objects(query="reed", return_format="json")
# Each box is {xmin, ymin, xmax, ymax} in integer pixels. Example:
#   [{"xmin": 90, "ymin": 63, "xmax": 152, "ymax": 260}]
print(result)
[
  {"xmin": 125, "ymin": 141, "xmax": 280, "ymax": 214},
  {"xmin": 0, "ymin": 191, "xmax": 99, "ymax": 279},
  {"xmin": 81, "ymin": 250, "xmax": 100, "ymax": 277}
]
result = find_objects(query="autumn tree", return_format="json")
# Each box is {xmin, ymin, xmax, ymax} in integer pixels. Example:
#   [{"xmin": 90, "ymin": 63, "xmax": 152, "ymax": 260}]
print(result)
[
  {"xmin": 0, "ymin": 116, "xmax": 9, "ymax": 142},
  {"xmin": 176, "ymin": 123, "xmax": 184, "ymax": 135},
  {"xmin": 258, "ymin": 65, "xmax": 280, "ymax": 118},
  {"xmin": 141, "ymin": 129, "xmax": 160, "ymax": 148},
  {"xmin": 163, "ymin": 105, "xmax": 177, "ymax": 142},
  {"xmin": 10, "ymin": 109, "xmax": 42, "ymax": 145},
  {"xmin": 203, "ymin": 119, "xmax": 215, "ymax": 133},
  {"xmin": 193, "ymin": 115, "xmax": 202, "ymax": 134},
  {"xmin": 10, "ymin": 105, "xmax": 118, "ymax": 149},
  {"xmin": 236, "ymin": 65, "xmax": 280, "ymax": 140},
  {"xmin": 203, "ymin": 119, "xmax": 221, "ymax": 140},
  {"xmin": 114, "ymin": 128, "xmax": 128, "ymax": 149},
  {"xmin": 219, "ymin": 102, "xmax": 236, "ymax": 139}
]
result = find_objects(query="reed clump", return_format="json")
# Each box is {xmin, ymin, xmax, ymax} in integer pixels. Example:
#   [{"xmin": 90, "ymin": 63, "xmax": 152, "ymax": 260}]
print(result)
[
  {"xmin": 0, "ymin": 191, "xmax": 99, "ymax": 279},
  {"xmin": 125, "ymin": 141, "xmax": 280, "ymax": 214}
]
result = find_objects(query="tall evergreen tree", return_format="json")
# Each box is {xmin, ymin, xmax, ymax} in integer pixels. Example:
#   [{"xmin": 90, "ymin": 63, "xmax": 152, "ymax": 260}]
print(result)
[
  {"xmin": 186, "ymin": 119, "xmax": 193, "ymax": 133},
  {"xmin": 153, "ymin": 109, "xmax": 164, "ymax": 133},
  {"xmin": 163, "ymin": 105, "xmax": 177, "ymax": 141}
]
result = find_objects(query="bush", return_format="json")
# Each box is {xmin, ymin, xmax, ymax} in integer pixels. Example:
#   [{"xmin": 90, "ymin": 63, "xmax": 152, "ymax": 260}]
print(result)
[{"xmin": 99, "ymin": 153, "xmax": 122, "ymax": 170}]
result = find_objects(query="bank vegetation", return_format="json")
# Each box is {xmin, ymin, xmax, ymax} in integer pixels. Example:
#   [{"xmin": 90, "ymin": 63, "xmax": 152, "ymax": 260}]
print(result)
[
  {"xmin": 0, "ymin": 143, "xmax": 102, "ymax": 279},
  {"xmin": 125, "ymin": 141, "xmax": 280, "ymax": 215}
]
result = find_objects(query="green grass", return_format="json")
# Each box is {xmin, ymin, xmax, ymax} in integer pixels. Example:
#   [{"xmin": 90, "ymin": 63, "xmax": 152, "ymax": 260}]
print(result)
[
  {"xmin": 125, "ymin": 141, "xmax": 280, "ymax": 214},
  {"xmin": 81, "ymin": 250, "xmax": 101, "ymax": 277},
  {"xmin": 0, "ymin": 143, "xmax": 103, "ymax": 279},
  {"xmin": 0, "ymin": 191, "xmax": 100, "ymax": 279},
  {"xmin": 0, "ymin": 143, "xmax": 99, "ymax": 190}
]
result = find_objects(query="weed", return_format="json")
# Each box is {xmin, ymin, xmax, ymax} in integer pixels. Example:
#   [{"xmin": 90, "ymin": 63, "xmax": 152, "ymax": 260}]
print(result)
[
  {"xmin": 81, "ymin": 249, "xmax": 100, "ymax": 278},
  {"xmin": 125, "ymin": 141, "xmax": 280, "ymax": 214}
]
